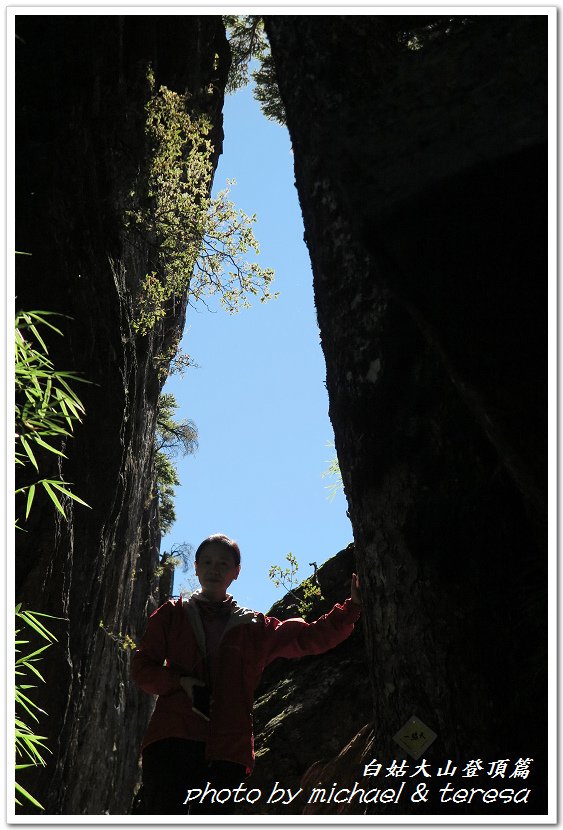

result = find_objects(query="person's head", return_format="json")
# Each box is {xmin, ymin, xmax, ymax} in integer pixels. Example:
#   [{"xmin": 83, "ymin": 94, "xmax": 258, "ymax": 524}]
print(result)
[{"xmin": 194, "ymin": 534, "xmax": 241, "ymax": 600}]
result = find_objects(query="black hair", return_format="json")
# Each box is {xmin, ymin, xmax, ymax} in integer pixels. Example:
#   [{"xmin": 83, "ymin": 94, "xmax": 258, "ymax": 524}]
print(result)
[{"xmin": 194, "ymin": 534, "xmax": 241, "ymax": 567}]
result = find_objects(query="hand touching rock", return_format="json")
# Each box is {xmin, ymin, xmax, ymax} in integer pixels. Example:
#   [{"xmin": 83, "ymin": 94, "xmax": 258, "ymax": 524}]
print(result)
[{"xmin": 351, "ymin": 573, "xmax": 361, "ymax": 606}]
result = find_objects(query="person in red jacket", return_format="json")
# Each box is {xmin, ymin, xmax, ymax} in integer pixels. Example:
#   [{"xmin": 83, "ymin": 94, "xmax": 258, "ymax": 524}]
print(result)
[{"xmin": 132, "ymin": 533, "xmax": 361, "ymax": 815}]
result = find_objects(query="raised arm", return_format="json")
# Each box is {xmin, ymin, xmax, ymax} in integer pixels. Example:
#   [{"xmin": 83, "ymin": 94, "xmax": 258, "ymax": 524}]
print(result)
[
  {"xmin": 131, "ymin": 601, "xmax": 182, "ymax": 696},
  {"xmin": 261, "ymin": 590, "xmax": 361, "ymax": 666}
]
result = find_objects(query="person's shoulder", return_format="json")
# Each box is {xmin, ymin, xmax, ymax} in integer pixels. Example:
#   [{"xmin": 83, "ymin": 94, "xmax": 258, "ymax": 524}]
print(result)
[
  {"xmin": 148, "ymin": 596, "xmax": 188, "ymax": 620},
  {"xmin": 230, "ymin": 600, "xmax": 262, "ymax": 625}
]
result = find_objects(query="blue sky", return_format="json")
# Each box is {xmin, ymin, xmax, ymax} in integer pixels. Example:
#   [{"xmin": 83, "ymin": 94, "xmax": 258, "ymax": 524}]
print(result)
[{"xmin": 162, "ymin": 80, "xmax": 353, "ymax": 612}]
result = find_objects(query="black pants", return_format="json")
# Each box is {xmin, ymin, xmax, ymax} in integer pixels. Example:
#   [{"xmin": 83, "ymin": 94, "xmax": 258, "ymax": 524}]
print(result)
[{"xmin": 141, "ymin": 738, "xmax": 246, "ymax": 815}]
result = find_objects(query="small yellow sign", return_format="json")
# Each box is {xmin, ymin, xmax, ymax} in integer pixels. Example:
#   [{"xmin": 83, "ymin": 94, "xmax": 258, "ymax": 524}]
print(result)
[{"xmin": 393, "ymin": 715, "xmax": 437, "ymax": 760}]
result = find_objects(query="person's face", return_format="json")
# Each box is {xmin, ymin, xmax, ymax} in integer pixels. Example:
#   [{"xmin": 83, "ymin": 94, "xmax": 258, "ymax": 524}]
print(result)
[{"xmin": 195, "ymin": 543, "xmax": 240, "ymax": 600}]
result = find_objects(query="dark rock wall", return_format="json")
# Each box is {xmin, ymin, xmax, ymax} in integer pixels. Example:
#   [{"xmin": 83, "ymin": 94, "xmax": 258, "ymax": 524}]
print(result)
[
  {"xmin": 15, "ymin": 15, "xmax": 229, "ymax": 814},
  {"xmin": 266, "ymin": 15, "xmax": 548, "ymax": 814}
]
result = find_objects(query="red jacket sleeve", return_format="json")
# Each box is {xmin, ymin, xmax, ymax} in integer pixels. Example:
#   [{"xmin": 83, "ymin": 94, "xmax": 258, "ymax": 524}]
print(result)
[
  {"xmin": 131, "ymin": 601, "xmax": 182, "ymax": 696},
  {"xmin": 260, "ymin": 597, "xmax": 361, "ymax": 666}
]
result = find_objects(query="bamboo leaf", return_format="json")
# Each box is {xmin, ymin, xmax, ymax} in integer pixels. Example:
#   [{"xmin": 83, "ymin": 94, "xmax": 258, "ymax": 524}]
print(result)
[
  {"xmin": 28, "ymin": 324, "xmax": 48, "ymax": 353},
  {"xmin": 23, "ymin": 310, "xmax": 64, "ymax": 334},
  {"xmin": 32, "ymin": 436, "xmax": 67, "ymax": 458},
  {"xmin": 40, "ymin": 480, "xmax": 66, "ymax": 517},
  {"xmin": 15, "ymin": 732, "xmax": 48, "ymax": 756},
  {"xmin": 15, "ymin": 739, "xmax": 50, "ymax": 765},
  {"xmin": 23, "ymin": 609, "xmax": 62, "ymax": 622},
  {"xmin": 16, "ymin": 642, "xmax": 51, "ymax": 663},
  {"xmin": 15, "ymin": 781, "xmax": 44, "ymax": 811},
  {"xmin": 20, "ymin": 663, "xmax": 46, "ymax": 682},
  {"xmin": 16, "ymin": 692, "xmax": 47, "ymax": 716},
  {"xmin": 18, "ymin": 610, "xmax": 57, "ymax": 642},
  {"xmin": 14, "ymin": 694, "xmax": 41, "ymax": 722},
  {"xmin": 25, "ymin": 484, "xmax": 35, "ymax": 519},
  {"xmin": 19, "ymin": 435, "xmax": 38, "ymax": 471},
  {"xmin": 48, "ymin": 481, "xmax": 91, "ymax": 509}
]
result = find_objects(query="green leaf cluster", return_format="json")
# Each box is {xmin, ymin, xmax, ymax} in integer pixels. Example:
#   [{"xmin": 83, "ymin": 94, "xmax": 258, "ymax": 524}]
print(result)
[
  {"xmin": 321, "ymin": 440, "xmax": 344, "ymax": 502},
  {"xmin": 153, "ymin": 557, "xmax": 178, "ymax": 578},
  {"xmin": 156, "ymin": 393, "xmax": 198, "ymax": 458},
  {"xmin": 269, "ymin": 550, "xmax": 299, "ymax": 590},
  {"xmin": 15, "ymin": 310, "xmax": 90, "ymax": 521},
  {"xmin": 154, "ymin": 450, "xmax": 180, "ymax": 537},
  {"xmin": 98, "ymin": 620, "xmax": 136, "ymax": 652},
  {"xmin": 126, "ymin": 79, "xmax": 276, "ymax": 336},
  {"xmin": 154, "ymin": 335, "xmax": 196, "ymax": 381},
  {"xmin": 154, "ymin": 393, "xmax": 198, "ymax": 537},
  {"xmin": 300, "ymin": 579, "xmax": 324, "ymax": 617},
  {"xmin": 15, "ymin": 605, "xmax": 59, "ymax": 810}
]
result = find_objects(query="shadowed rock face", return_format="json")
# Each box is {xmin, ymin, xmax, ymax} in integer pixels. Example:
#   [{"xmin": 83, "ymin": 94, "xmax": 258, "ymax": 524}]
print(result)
[
  {"xmin": 265, "ymin": 15, "xmax": 548, "ymax": 815},
  {"xmin": 15, "ymin": 16, "xmax": 228, "ymax": 814}
]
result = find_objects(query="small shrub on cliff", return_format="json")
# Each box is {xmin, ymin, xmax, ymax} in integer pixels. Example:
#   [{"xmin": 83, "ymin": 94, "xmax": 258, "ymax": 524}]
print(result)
[
  {"xmin": 154, "ymin": 393, "xmax": 198, "ymax": 536},
  {"xmin": 321, "ymin": 440, "xmax": 344, "ymax": 502},
  {"xmin": 125, "ymin": 78, "xmax": 276, "ymax": 336},
  {"xmin": 98, "ymin": 620, "xmax": 136, "ymax": 652},
  {"xmin": 223, "ymin": 16, "xmax": 287, "ymax": 125},
  {"xmin": 269, "ymin": 552, "xmax": 323, "ymax": 617}
]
